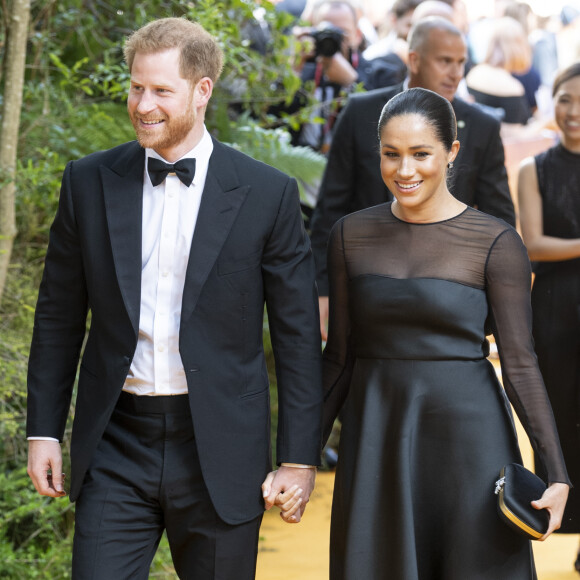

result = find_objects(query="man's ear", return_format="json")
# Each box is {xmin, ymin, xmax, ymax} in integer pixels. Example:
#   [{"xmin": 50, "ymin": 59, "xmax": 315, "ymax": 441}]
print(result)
[
  {"xmin": 194, "ymin": 77, "xmax": 213, "ymax": 107},
  {"xmin": 407, "ymin": 50, "xmax": 419, "ymax": 75}
]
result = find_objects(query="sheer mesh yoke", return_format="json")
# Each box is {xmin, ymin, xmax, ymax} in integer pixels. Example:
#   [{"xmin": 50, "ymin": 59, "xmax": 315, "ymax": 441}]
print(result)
[
  {"xmin": 324, "ymin": 203, "xmax": 568, "ymax": 485},
  {"xmin": 332, "ymin": 204, "xmax": 517, "ymax": 286}
]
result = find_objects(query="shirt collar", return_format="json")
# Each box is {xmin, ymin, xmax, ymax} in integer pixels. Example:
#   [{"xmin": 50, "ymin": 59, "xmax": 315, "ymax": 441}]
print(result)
[{"xmin": 145, "ymin": 126, "xmax": 213, "ymax": 186}]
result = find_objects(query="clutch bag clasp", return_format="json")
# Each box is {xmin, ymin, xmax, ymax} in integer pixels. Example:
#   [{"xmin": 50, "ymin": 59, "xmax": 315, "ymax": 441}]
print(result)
[{"xmin": 494, "ymin": 476, "xmax": 505, "ymax": 495}]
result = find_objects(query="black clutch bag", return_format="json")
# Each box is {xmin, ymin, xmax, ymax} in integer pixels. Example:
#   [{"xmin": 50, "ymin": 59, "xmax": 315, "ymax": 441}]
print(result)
[{"xmin": 494, "ymin": 463, "xmax": 549, "ymax": 540}]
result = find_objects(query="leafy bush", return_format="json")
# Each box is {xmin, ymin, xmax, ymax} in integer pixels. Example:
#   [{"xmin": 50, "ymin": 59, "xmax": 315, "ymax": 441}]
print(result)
[{"xmin": 0, "ymin": 469, "xmax": 74, "ymax": 578}]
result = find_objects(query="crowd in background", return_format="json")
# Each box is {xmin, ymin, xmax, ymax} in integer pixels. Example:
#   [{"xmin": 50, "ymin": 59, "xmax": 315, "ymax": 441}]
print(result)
[
  {"xmin": 251, "ymin": 0, "xmax": 580, "ymax": 229},
  {"xmin": 269, "ymin": 0, "xmax": 580, "ymax": 150}
]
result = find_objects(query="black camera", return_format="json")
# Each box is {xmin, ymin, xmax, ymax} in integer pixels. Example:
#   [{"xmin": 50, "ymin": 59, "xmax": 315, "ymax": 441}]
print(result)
[{"xmin": 309, "ymin": 21, "xmax": 344, "ymax": 57}]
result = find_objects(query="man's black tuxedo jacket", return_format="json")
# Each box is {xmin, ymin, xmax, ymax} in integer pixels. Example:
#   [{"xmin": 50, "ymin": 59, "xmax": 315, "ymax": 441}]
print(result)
[
  {"xmin": 310, "ymin": 83, "xmax": 516, "ymax": 294},
  {"xmin": 27, "ymin": 138, "xmax": 323, "ymax": 525}
]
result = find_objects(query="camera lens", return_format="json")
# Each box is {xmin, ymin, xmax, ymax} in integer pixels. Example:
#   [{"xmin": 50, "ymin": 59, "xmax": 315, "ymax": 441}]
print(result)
[{"xmin": 313, "ymin": 22, "xmax": 344, "ymax": 58}]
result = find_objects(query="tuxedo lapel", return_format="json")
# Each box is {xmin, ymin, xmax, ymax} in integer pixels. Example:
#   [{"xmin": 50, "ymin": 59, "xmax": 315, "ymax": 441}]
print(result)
[
  {"xmin": 100, "ymin": 142, "xmax": 145, "ymax": 338},
  {"xmin": 181, "ymin": 141, "xmax": 250, "ymax": 323}
]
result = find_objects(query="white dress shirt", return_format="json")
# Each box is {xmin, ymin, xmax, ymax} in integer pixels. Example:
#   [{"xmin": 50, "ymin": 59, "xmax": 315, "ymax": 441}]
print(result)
[{"xmin": 123, "ymin": 128, "xmax": 213, "ymax": 396}]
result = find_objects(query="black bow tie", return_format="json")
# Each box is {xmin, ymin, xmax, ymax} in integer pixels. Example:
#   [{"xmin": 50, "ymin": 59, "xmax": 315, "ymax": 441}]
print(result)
[{"xmin": 148, "ymin": 157, "xmax": 196, "ymax": 187}]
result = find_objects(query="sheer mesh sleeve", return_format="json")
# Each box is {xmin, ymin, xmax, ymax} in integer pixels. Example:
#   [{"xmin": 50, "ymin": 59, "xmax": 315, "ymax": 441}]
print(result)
[
  {"xmin": 322, "ymin": 219, "xmax": 355, "ymax": 444},
  {"xmin": 486, "ymin": 228, "xmax": 570, "ymax": 484}
]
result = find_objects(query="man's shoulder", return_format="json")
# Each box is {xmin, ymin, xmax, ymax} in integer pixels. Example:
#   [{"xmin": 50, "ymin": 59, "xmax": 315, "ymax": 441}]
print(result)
[
  {"xmin": 452, "ymin": 97, "xmax": 501, "ymax": 131},
  {"xmin": 211, "ymin": 138, "xmax": 292, "ymax": 185},
  {"xmin": 71, "ymin": 141, "xmax": 142, "ymax": 169},
  {"xmin": 348, "ymin": 84, "xmax": 402, "ymax": 108},
  {"xmin": 340, "ymin": 85, "xmax": 403, "ymax": 129}
]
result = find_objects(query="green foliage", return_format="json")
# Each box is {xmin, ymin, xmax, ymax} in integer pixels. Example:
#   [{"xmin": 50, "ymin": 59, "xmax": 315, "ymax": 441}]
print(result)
[
  {"xmin": 21, "ymin": 79, "xmax": 134, "ymax": 163},
  {"xmin": 0, "ymin": 469, "xmax": 73, "ymax": 578},
  {"xmin": 0, "ymin": 306, "xmax": 72, "ymax": 576},
  {"xmin": 49, "ymin": 55, "xmax": 94, "ymax": 96},
  {"xmin": 150, "ymin": 533, "xmax": 177, "ymax": 577},
  {"xmin": 226, "ymin": 115, "xmax": 326, "ymax": 203},
  {"xmin": 15, "ymin": 150, "xmax": 65, "ymax": 251},
  {"xmin": 0, "ymin": 329, "xmax": 29, "ymax": 459},
  {"xmin": 19, "ymin": 0, "xmax": 307, "ymax": 136},
  {"xmin": 88, "ymin": 51, "xmax": 131, "ymax": 100},
  {"xmin": 185, "ymin": 0, "xmax": 302, "ymax": 116}
]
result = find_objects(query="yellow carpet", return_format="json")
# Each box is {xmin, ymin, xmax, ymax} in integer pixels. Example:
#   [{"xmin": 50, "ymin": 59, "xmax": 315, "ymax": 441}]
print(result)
[{"xmin": 256, "ymin": 471, "xmax": 578, "ymax": 580}]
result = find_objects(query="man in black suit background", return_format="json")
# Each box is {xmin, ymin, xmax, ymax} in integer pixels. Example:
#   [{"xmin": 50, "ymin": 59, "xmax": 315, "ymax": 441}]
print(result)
[
  {"xmin": 26, "ymin": 17, "xmax": 322, "ymax": 579},
  {"xmin": 310, "ymin": 17, "xmax": 515, "ymax": 339}
]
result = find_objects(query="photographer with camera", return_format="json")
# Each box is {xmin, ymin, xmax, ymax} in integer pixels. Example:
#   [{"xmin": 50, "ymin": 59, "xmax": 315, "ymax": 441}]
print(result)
[{"xmin": 290, "ymin": 0, "xmax": 373, "ymax": 154}]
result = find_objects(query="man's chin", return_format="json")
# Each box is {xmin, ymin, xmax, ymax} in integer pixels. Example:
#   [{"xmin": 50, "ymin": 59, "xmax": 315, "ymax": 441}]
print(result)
[
  {"xmin": 439, "ymin": 88, "xmax": 457, "ymax": 102},
  {"xmin": 135, "ymin": 132, "xmax": 165, "ymax": 150}
]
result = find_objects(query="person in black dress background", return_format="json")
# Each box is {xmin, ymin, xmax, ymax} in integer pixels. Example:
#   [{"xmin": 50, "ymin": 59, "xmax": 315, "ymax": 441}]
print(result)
[
  {"xmin": 323, "ymin": 87, "xmax": 569, "ymax": 579},
  {"xmin": 465, "ymin": 16, "xmax": 534, "ymax": 125},
  {"xmin": 518, "ymin": 61, "xmax": 580, "ymax": 573}
]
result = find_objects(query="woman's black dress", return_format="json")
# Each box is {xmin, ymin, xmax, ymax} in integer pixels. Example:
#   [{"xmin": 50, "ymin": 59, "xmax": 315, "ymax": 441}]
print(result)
[
  {"xmin": 532, "ymin": 144, "xmax": 580, "ymax": 533},
  {"xmin": 467, "ymin": 88, "xmax": 532, "ymax": 124},
  {"xmin": 323, "ymin": 204, "xmax": 569, "ymax": 579}
]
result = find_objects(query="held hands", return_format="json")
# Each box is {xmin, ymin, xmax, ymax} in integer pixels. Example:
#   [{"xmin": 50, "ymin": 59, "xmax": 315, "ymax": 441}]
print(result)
[
  {"xmin": 262, "ymin": 465, "xmax": 316, "ymax": 523},
  {"xmin": 27, "ymin": 440, "xmax": 67, "ymax": 498},
  {"xmin": 532, "ymin": 482, "xmax": 569, "ymax": 540}
]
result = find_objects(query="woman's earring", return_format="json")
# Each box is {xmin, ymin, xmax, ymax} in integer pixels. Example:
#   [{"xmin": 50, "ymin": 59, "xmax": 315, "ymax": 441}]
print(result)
[{"xmin": 448, "ymin": 161, "xmax": 454, "ymax": 169}]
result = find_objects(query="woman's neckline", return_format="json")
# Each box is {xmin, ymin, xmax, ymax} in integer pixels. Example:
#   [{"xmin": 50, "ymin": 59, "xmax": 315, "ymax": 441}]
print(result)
[
  {"xmin": 556, "ymin": 142, "xmax": 580, "ymax": 157},
  {"xmin": 389, "ymin": 202, "xmax": 469, "ymax": 225}
]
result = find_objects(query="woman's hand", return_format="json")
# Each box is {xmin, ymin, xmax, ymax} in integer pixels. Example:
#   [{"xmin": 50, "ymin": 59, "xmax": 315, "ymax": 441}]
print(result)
[
  {"xmin": 275, "ymin": 484, "xmax": 304, "ymax": 523},
  {"xmin": 531, "ymin": 482, "xmax": 570, "ymax": 540},
  {"xmin": 262, "ymin": 469, "xmax": 315, "ymax": 523}
]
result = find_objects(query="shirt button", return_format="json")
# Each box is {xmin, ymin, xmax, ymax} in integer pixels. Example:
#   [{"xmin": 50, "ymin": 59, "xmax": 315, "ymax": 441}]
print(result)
[
  {"xmin": 158, "ymin": 345, "xmax": 165, "ymax": 352},
  {"xmin": 162, "ymin": 271, "xmax": 169, "ymax": 277}
]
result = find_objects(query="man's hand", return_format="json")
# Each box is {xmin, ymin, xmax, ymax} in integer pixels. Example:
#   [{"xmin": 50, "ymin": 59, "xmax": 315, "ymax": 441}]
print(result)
[
  {"xmin": 261, "ymin": 466, "xmax": 316, "ymax": 523},
  {"xmin": 320, "ymin": 52, "xmax": 358, "ymax": 86},
  {"xmin": 27, "ymin": 440, "xmax": 67, "ymax": 497},
  {"xmin": 319, "ymin": 296, "xmax": 329, "ymax": 341}
]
